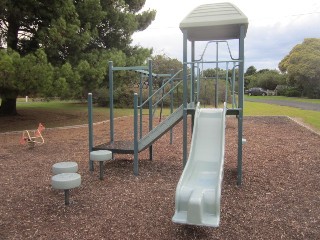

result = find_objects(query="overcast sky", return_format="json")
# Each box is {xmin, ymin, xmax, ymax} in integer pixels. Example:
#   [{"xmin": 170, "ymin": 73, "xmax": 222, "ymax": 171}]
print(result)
[{"xmin": 132, "ymin": 0, "xmax": 320, "ymax": 70}]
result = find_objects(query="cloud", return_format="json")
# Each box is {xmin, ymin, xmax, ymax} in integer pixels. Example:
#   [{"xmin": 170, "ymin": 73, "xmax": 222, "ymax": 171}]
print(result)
[
  {"xmin": 132, "ymin": 0, "xmax": 320, "ymax": 71},
  {"xmin": 245, "ymin": 13, "xmax": 320, "ymax": 69}
]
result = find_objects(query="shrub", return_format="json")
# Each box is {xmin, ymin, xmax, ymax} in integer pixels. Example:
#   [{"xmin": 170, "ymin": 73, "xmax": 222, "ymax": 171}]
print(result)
[
  {"xmin": 284, "ymin": 88, "xmax": 301, "ymax": 97},
  {"xmin": 114, "ymin": 86, "xmax": 134, "ymax": 108},
  {"xmin": 95, "ymin": 88, "xmax": 109, "ymax": 107}
]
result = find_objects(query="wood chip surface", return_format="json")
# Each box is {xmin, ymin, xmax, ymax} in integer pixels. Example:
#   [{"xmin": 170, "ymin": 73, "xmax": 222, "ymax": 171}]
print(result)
[{"xmin": 0, "ymin": 116, "xmax": 319, "ymax": 239}]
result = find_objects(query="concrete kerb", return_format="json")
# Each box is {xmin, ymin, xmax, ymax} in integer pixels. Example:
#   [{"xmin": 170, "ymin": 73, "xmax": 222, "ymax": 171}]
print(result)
[
  {"xmin": 2, "ymin": 115, "xmax": 319, "ymax": 137},
  {"xmin": 287, "ymin": 116, "xmax": 320, "ymax": 137}
]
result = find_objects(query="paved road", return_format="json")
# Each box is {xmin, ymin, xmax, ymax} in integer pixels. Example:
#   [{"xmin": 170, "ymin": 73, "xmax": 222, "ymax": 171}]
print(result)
[{"xmin": 245, "ymin": 98, "xmax": 320, "ymax": 112}]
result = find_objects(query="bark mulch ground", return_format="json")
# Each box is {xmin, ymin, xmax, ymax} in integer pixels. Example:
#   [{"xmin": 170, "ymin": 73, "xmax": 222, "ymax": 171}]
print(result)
[{"xmin": 0, "ymin": 116, "xmax": 319, "ymax": 239}]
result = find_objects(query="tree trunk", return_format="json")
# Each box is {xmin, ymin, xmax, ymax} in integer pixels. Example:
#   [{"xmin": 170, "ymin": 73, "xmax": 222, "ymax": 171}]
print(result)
[
  {"xmin": 7, "ymin": 8, "xmax": 20, "ymax": 51},
  {"xmin": 0, "ymin": 97, "xmax": 18, "ymax": 116}
]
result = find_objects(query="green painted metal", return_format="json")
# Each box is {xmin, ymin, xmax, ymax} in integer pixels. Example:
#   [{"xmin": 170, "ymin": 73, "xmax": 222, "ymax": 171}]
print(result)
[
  {"xmin": 196, "ymin": 65, "xmax": 200, "ymax": 103},
  {"xmin": 134, "ymin": 93, "xmax": 139, "ymax": 175},
  {"xmin": 215, "ymin": 42, "xmax": 219, "ymax": 108},
  {"xmin": 91, "ymin": 59, "xmax": 183, "ymax": 175},
  {"xmin": 237, "ymin": 25, "xmax": 246, "ymax": 186},
  {"xmin": 139, "ymin": 73, "xmax": 143, "ymax": 140},
  {"xmin": 113, "ymin": 66, "xmax": 148, "ymax": 71},
  {"xmin": 186, "ymin": 60, "xmax": 241, "ymax": 65},
  {"xmin": 225, "ymin": 62, "xmax": 229, "ymax": 103},
  {"xmin": 170, "ymin": 71, "xmax": 174, "ymax": 144},
  {"xmin": 152, "ymin": 81, "xmax": 183, "ymax": 107},
  {"xmin": 138, "ymin": 105, "xmax": 183, "ymax": 151},
  {"xmin": 109, "ymin": 61, "xmax": 114, "ymax": 143},
  {"xmin": 140, "ymin": 70, "xmax": 183, "ymax": 107},
  {"xmin": 191, "ymin": 41, "xmax": 195, "ymax": 104},
  {"xmin": 88, "ymin": 93, "xmax": 94, "ymax": 171},
  {"xmin": 182, "ymin": 30, "xmax": 188, "ymax": 167},
  {"xmin": 232, "ymin": 63, "xmax": 237, "ymax": 108},
  {"xmin": 135, "ymin": 69, "xmax": 171, "ymax": 78},
  {"xmin": 148, "ymin": 59, "xmax": 153, "ymax": 161}
]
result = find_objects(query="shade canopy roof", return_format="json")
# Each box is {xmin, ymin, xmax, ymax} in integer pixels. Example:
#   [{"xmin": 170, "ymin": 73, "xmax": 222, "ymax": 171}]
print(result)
[{"xmin": 180, "ymin": 2, "xmax": 248, "ymax": 41}]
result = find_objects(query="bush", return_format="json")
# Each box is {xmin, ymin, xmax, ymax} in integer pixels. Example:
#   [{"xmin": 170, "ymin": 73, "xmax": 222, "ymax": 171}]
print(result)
[
  {"xmin": 198, "ymin": 79, "xmax": 231, "ymax": 106},
  {"xmin": 95, "ymin": 88, "xmax": 109, "ymax": 107},
  {"xmin": 114, "ymin": 86, "xmax": 134, "ymax": 108},
  {"xmin": 275, "ymin": 85, "xmax": 287, "ymax": 96},
  {"xmin": 284, "ymin": 88, "xmax": 301, "ymax": 97}
]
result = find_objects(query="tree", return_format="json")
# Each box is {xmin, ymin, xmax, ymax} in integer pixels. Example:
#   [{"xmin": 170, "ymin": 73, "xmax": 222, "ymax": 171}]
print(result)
[
  {"xmin": 245, "ymin": 66, "xmax": 257, "ymax": 76},
  {"xmin": 152, "ymin": 54, "xmax": 183, "ymax": 74},
  {"xmin": 89, "ymin": 0, "xmax": 156, "ymax": 50},
  {"xmin": 244, "ymin": 66, "xmax": 257, "ymax": 89},
  {"xmin": 0, "ymin": 0, "xmax": 156, "ymax": 115},
  {"xmin": 279, "ymin": 38, "xmax": 320, "ymax": 98},
  {"xmin": 247, "ymin": 69, "xmax": 286, "ymax": 90},
  {"xmin": 0, "ymin": 49, "xmax": 54, "ymax": 115}
]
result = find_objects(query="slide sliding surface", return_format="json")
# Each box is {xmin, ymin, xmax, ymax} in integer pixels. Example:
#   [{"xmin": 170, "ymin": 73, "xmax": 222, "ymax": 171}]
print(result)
[{"xmin": 172, "ymin": 103, "xmax": 226, "ymax": 227}]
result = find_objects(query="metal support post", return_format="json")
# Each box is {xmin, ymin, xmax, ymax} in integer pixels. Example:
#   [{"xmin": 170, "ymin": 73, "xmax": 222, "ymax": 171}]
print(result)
[
  {"xmin": 237, "ymin": 25, "xmax": 245, "ymax": 186},
  {"xmin": 148, "ymin": 59, "xmax": 153, "ymax": 160},
  {"xmin": 109, "ymin": 61, "xmax": 114, "ymax": 143},
  {"xmin": 99, "ymin": 161, "xmax": 104, "ymax": 180},
  {"xmin": 134, "ymin": 93, "xmax": 139, "ymax": 175},
  {"xmin": 139, "ymin": 73, "xmax": 143, "ymax": 139},
  {"xmin": 182, "ymin": 30, "xmax": 188, "ymax": 167},
  {"xmin": 215, "ymin": 42, "xmax": 219, "ymax": 108},
  {"xmin": 88, "ymin": 93, "xmax": 94, "ymax": 171},
  {"xmin": 191, "ymin": 41, "xmax": 195, "ymax": 104},
  {"xmin": 64, "ymin": 189, "xmax": 70, "ymax": 205},
  {"xmin": 170, "ymin": 71, "xmax": 174, "ymax": 144}
]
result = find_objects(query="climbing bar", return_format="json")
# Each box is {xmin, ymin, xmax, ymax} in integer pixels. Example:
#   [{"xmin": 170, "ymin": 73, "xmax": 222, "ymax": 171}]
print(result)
[{"xmin": 112, "ymin": 66, "xmax": 148, "ymax": 71}]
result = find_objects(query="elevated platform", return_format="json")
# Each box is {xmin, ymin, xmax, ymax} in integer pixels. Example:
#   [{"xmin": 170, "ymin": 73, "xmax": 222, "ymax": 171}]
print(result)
[
  {"xmin": 93, "ymin": 105, "xmax": 184, "ymax": 154},
  {"xmin": 93, "ymin": 141, "xmax": 134, "ymax": 154}
]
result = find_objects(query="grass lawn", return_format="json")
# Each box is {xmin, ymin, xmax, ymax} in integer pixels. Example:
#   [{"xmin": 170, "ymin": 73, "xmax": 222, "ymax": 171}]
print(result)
[
  {"xmin": 244, "ymin": 101, "xmax": 320, "ymax": 131},
  {"xmin": 244, "ymin": 95, "xmax": 320, "ymax": 104},
  {"xmin": 0, "ymin": 98, "xmax": 319, "ymax": 133}
]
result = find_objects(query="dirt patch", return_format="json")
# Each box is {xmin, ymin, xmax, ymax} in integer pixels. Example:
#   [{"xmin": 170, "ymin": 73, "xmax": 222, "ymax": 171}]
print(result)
[
  {"xmin": 0, "ymin": 108, "xmax": 108, "ymax": 133},
  {"xmin": 0, "ymin": 116, "xmax": 319, "ymax": 239}
]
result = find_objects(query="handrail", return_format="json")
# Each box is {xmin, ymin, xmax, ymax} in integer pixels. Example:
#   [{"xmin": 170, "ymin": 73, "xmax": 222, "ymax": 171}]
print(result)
[
  {"xmin": 196, "ymin": 40, "xmax": 239, "ymax": 61},
  {"xmin": 139, "ymin": 69, "xmax": 183, "ymax": 108},
  {"xmin": 188, "ymin": 60, "xmax": 241, "ymax": 108},
  {"xmin": 152, "ymin": 80, "xmax": 183, "ymax": 108}
]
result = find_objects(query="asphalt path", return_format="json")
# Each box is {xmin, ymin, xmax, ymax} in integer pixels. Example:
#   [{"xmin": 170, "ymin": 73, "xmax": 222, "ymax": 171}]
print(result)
[{"xmin": 245, "ymin": 98, "xmax": 320, "ymax": 112}]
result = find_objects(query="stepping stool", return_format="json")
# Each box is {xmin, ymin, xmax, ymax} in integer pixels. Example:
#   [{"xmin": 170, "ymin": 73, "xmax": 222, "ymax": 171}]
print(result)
[
  {"xmin": 51, "ymin": 173, "xmax": 81, "ymax": 205},
  {"xmin": 90, "ymin": 150, "xmax": 112, "ymax": 180},
  {"xmin": 52, "ymin": 161, "xmax": 78, "ymax": 175}
]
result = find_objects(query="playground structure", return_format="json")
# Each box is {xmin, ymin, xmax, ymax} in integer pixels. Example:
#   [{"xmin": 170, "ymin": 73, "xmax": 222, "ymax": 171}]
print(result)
[
  {"xmin": 88, "ymin": 2, "xmax": 248, "ymax": 227},
  {"xmin": 172, "ymin": 2, "xmax": 248, "ymax": 227},
  {"xmin": 20, "ymin": 123, "xmax": 45, "ymax": 147}
]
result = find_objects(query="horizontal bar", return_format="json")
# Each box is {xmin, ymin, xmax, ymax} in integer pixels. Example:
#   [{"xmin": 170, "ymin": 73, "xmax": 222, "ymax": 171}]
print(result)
[
  {"xmin": 185, "ymin": 60, "xmax": 243, "ymax": 64},
  {"xmin": 113, "ymin": 66, "xmax": 148, "ymax": 71},
  {"xmin": 156, "ymin": 74, "xmax": 172, "ymax": 77},
  {"xmin": 135, "ymin": 70, "xmax": 171, "ymax": 78}
]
